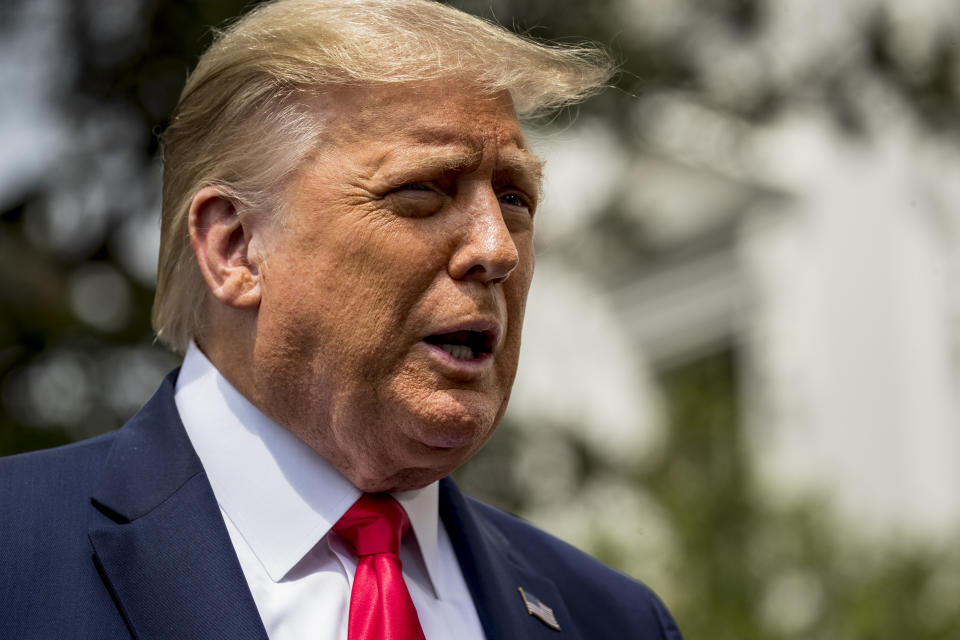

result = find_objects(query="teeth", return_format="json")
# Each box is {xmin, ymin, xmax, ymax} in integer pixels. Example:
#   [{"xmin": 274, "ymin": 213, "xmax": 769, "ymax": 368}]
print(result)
[{"xmin": 441, "ymin": 344, "xmax": 474, "ymax": 360}]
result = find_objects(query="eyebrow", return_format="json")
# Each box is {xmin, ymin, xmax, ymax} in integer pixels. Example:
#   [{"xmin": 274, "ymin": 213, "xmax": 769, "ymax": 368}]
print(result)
[
  {"xmin": 497, "ymin": 151, "xmax": 545, "ymax": 190},
  {"xmin": 396, "ymin": 148, "xmax": 484, "ymax": 174},
  {"xmin": 381, "ymin": 145, "xmax": 544, "ymax": 192}
]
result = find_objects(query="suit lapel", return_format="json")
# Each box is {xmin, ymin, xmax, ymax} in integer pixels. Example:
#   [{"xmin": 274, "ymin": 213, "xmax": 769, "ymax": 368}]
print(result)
[
  {"xmin": 88, "ymin": 372, "xmax": 268, "ymax": 640},
  {"xmin": 439, "ymin": 478, "xmax": 580, "ymax": 640}
]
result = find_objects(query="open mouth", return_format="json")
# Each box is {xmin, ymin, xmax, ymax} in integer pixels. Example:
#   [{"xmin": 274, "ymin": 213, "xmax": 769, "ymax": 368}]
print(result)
[{"xmin": 423, "ymin": 330, "xmax": 496, "ymax": 361}]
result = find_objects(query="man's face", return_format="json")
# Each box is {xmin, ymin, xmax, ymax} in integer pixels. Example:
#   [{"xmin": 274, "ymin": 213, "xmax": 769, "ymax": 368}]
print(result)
[{"xmin": 248, "ymin": 83, "xmax": 541, "ymax": 492}]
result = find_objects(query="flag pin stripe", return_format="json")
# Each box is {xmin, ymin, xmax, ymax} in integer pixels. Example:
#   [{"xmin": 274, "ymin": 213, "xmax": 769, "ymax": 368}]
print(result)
[{"xmin": 518, "ymin": 586, "xmax": 561, "ymax": 631}]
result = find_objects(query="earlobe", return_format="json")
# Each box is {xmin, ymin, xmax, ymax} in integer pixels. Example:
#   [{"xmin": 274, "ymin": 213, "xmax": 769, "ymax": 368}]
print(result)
[{"xmin": 188, "ymin": 186, "xmax": 262, "ymax": 310}]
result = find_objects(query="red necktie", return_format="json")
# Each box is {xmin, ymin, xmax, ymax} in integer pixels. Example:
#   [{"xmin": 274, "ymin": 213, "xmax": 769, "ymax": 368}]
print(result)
[{"xmin": 333, "ymin": 494, "xmax": 427, "ymax": 640}]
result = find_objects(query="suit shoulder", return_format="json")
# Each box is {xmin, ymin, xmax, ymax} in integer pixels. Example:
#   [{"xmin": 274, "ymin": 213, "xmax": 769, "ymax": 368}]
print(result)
[
  {"xmin": 466, "ymin": 496, "xmax": 683, "ymax": 638},
  {"xmin": 0, "ymin": 430, "xmax": 117, "ymax": 479},
  {"xmin": 0, "ymin": 432, "xmax": 118, "ymax": 520}
]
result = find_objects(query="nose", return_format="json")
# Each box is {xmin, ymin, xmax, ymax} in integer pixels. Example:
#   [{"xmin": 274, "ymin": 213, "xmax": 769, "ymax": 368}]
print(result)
[{"xmin": 448, "ymin": 190, "xmax": 520, "ymax": 284}]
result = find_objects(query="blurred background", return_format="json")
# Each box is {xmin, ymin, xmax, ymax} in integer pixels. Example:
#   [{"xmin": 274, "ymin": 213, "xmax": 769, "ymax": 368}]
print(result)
[{"xmin": 2, "ymin": 0, "xmax": 959, "ymax": 637}]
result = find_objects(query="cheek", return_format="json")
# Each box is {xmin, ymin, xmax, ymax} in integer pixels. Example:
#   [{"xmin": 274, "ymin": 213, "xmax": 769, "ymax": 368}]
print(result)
[
  {"xmin": 507, "ymin": 254, "xmax": 534, "ymax": 318},
  {"xmin": 273, "ymin": 253, "xmax": 437, "ymax": 385},
  {"xmin": 500, "ymin": 256, "xmax": 533, "ymax": 353}
]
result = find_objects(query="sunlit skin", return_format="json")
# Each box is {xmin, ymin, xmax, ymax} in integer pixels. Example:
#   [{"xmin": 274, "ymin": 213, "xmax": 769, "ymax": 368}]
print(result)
[{"xmin": 190, "ymin": 82, "xmax": 543, "ymax": 492}]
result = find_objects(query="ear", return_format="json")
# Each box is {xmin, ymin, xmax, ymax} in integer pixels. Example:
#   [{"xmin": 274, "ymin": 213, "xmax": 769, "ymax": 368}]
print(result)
[{"xmin": 188, "ymin": 186, "xmax": 263, "ymax": 310}]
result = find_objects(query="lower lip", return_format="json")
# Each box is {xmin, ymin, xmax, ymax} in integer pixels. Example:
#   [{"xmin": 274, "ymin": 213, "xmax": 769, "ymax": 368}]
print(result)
[{"xmin": 420, "ymin": 341, "xmax": 494, "ymax": 377}]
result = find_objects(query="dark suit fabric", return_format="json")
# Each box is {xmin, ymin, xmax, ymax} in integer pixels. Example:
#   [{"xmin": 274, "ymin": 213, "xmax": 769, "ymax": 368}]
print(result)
[{"xmin": 1, "ymin": 371, "xmax": 683, "ymax": 639}]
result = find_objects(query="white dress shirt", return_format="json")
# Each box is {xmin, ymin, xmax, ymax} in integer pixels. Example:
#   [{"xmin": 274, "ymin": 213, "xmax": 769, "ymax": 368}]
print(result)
[{"xmin": 174, "ymin": 343, "xmax": 486, "ymax": 640}]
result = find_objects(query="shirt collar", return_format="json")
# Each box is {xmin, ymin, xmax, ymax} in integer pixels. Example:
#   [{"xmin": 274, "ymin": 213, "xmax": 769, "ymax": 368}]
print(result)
[{"xmin": 174, "ymin": 343, "xmax": 443, "ymax": 590}]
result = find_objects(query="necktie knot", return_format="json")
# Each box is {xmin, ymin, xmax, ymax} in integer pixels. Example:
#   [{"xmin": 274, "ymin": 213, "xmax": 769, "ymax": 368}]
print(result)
[
  {"xmin": 334, "ymin": 493, "xmax": 409, "ymax": 557},
  {"xmin": 333, "ymin": 494, "xmax": 426, "ymax": 640}
]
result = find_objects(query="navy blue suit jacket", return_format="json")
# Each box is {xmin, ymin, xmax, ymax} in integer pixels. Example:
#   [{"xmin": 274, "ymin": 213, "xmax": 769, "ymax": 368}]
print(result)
[{"xmin": 1, "ymin": 371, "xmax": 683, "ymax": 639}]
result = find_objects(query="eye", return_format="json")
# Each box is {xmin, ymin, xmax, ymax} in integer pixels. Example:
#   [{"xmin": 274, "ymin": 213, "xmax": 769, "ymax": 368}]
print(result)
[
  {"xmin": 387, "ymin": 182, "xmax": 446, "ymax": 217},
  {"xmin": 499, "ymin": 191, "xmax": 534, "ymax": 213},
  {"xmin": 394, "ymin": 182, "xmax": 441, "ymax": 196}
]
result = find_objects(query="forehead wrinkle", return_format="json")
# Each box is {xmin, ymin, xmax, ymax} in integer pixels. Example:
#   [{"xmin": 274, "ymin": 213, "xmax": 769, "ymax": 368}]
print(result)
[
  {"xmin": 396, "ymin": 105, "xmax": 528, "ymax": 150},
  {"xmin": 382, "ymin": 117, "xmax": 537, "ymax": 167},
  {"xmin": 411, "ymin": 127, "xmax": 531, "ymax": 157},
  {"xmin": 341, "ymin": 105, "xmax": 537, "ymax": 187}
]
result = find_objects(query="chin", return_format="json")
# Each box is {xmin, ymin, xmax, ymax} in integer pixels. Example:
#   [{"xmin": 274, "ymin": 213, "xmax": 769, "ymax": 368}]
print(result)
[
  {"xmin": 348, "ymin": 437, "xmax": 475, "ymax": 492},
  {"xmin": 399, "ymin": 394, "xmax": 501, "ymax": 451},
  {"xmin": 355, "ymin": 465, "xmax": 453, "ymax": 494}
]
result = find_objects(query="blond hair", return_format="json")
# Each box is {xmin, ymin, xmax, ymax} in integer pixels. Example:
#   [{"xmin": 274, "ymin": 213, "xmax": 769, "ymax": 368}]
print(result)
[{"xmin": 153, "ymin": 0, "xmax": 614, "ymax": 353}]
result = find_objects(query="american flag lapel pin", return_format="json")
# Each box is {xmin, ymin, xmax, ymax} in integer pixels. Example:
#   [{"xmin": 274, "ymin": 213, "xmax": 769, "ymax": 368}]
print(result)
[{"xmin": 518, "ymin": 586, "xmax": 562, "ymax": 631}]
